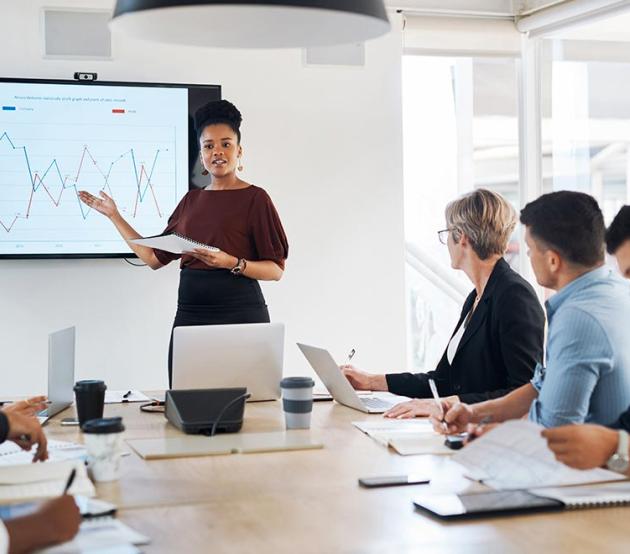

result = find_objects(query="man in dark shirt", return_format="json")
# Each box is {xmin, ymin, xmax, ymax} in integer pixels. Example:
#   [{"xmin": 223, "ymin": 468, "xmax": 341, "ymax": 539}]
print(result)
[
  {"xmin": 542, "ymin": 205, "xmax": 630, "ymax": 474},
  {"xmin": 0, "ymin": 404, "xmax": 80, "ymax": 553}
]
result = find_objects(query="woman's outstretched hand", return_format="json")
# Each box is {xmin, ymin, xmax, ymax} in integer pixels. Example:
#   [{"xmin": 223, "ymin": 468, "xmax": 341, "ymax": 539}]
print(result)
[{"xmin": 78, "ymin": 190, "xmax": 119, "ymax": 219}]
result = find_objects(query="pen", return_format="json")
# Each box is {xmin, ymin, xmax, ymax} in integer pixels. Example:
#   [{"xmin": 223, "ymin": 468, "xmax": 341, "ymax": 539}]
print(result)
[
  {"xmin": 63, "ymin": 468, "xmax": 76, "ymax": 495},
  {"xmin": 428, "ymin": 379, "xmax": 448, "ymax": 433},
  {"xmin": 122, "ymin": 390, "xmax": 132, "ymax": 402},
  {"xmin": 346, "ymin": 349, "xmax": 356, "ymax": 365}
]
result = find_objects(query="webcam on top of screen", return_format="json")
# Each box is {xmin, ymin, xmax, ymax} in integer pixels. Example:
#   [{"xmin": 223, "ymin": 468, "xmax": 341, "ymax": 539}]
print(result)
[{"xmin": 73, "ymin": 72, "xmax": 98, "ymax": 82}]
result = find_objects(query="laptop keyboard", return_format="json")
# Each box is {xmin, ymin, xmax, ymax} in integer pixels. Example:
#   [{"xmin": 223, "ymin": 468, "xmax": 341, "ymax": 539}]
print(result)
[{"xmin": 362, "ymin": 397, "xmax": 393, "ymax": 411}]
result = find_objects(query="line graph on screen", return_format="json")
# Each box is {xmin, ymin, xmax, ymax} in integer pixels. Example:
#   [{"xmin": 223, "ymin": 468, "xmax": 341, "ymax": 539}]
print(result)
[
  {"xmin": 0, "ymin": 122, "xmax": 181, "ymax": 254},
  {"xmin": 0, "ymin": 131, "xmax": 168, "ymax": 233}
]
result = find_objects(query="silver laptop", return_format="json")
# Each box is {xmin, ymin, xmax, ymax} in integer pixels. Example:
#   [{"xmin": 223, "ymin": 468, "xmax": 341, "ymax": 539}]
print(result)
[
  {"xmin": 297, "ymin": 343, "xmax": 395, "ymax": 413},
  {"xmin": 38, "ymin": 327, "xmax": 76, "ymax": 423},
  {"xmin": 173, "ymin": 323, "xmax": 284, "ymax": 401}
]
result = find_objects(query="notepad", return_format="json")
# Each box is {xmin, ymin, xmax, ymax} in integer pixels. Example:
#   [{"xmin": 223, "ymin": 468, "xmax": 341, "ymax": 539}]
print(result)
[
  {"xmin": 414, "ymin": 481, "xmax": 630, "ymax": 520},
  {"xmin": 127, "ymin": 431, "xmax": 323, "ymax": 460},
  {"xmin": 533, "ymin": 481, "xmax": 630, "ymax": 507},
  {"xmin": 452, "ymin": 420, "xmax": 626, "ymax": 490},
  {"xmin": 388, "ymin": 434, "xmax": 453, "ymax": 456},
  {"xmin": 0, "ymin": 460, "xmax": 94, "ymax": 503},
  {"xmin": 0, "ymin": 440, "xmax": 86, "ymax": 465},
  {"xmin": 105, "ymin": 390, "xmax": 151, "ymax": 404},
  {"xmin": 130, "ymin": 233, "xmax": 219, "ymax": 254},
  {"xmin": 352, "ymin": 419, "xmax": 435, "ymax": 448},
  {"xmin": 39, "ymin": 518, "xmax": 149, "ymax": 553}
]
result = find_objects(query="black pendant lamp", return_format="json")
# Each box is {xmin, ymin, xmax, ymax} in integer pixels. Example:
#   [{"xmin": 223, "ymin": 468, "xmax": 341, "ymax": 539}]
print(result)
[{"xmin": 110, "ymin": 0, "xmax": 390, "ymax": 48}]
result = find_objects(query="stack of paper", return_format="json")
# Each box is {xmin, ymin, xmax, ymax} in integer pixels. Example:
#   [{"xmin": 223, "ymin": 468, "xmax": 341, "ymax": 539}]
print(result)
[
  {"xmin": 452, "ymin": 420, "xmax": 627, "ymax": 490},
  {"xmin": 0, "ymin": 460, "xmax": 94, "ymax": 503}
]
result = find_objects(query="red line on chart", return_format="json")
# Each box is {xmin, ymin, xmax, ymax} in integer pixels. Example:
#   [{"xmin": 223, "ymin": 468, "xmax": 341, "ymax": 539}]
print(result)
[{"xmin": 0, "ymin": 131, "xmax": 168, "ymax": 233}]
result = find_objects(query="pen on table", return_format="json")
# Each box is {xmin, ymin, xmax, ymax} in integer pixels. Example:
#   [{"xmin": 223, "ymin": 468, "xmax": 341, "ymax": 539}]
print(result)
[
  {"xmin": 428, "ymin": 378, "xmax": 448, "ymax": 433},
  {"xmin": 122, "ymin": 390, "xmax": 132, "ymax": 402},
  {"xmin": 63, "ymin": 468, "xmax": 77, "ymax": 495}
]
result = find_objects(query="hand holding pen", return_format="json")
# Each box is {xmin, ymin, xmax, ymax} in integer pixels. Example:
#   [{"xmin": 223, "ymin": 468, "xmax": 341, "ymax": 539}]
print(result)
[
  {"xmin": 428, "ymin": 379, "xmax": 448, "ymax": 433},
  {"xmin": 63, "ymin": 468, "xmax": 76, "ymax": 495},
  {"xmin": 428, "ymin": 382, "xmax": 476, "ymax": 435},
  {"xmin": 340, "ymin": 350, "xmax": 388, "ymax": 392}
]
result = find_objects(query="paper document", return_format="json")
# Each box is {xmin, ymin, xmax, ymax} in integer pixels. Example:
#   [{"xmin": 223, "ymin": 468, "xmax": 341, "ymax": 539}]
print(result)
[
  {"xmin": 131, "ymin": 233, "xmax": 219, "ymax": 254},
  {"xmin": 388, "ymin": 435, "xmax": 453, "ymax": 456},
  {"xmin": 105, "ymin": 390, "xmax": 151, "ymax": 404},
  {"xmin": 352, "ymin": 418, "xmax": 440, "ymax": 452},
  {"xmin": 453, "ymin": 420, "xmax": 626, "ymax": 490},
  {"xmin": 0, "ymin": 460, "xmax": 94, "ymax": 503},
  {"xmin": 40, "ymin": 518, "xmax": 149, "ymax": 553},
  {"xmin": 0, "ymin": 440, "xmax": 86, "ymax": 465},
  {"xmin": 532, "ymin": 481, "xmax": 630, "ymax": 506}
]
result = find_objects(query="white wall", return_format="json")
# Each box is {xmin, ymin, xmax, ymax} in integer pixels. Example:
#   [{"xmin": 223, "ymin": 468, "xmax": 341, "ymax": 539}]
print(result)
[{"xmin": 0, "ymin": 1, "xmax": 406, "ymax": 395}]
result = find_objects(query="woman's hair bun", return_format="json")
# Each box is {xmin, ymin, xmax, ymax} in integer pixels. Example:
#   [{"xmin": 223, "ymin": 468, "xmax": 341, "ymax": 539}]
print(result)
[{"xmin": 194, "ymin": 100, "xmax": 242, "ymax": 140}]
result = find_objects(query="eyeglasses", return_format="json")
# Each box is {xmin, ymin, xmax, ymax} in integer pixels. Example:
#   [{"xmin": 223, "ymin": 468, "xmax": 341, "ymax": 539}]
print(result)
[{"xmin": 437, "ymin": 228, "xmax": 456, "ymax": 245}]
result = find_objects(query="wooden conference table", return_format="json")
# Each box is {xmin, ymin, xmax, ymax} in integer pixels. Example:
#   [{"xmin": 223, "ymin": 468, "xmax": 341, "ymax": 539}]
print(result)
[{"xmin": 46, "ymin": 399, "xmax": 629, "ymax": 554}]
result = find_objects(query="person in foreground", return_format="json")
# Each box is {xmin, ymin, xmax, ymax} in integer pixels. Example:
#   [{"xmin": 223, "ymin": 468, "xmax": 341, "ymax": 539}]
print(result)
[
  {"xmin": 343, "ymin": 189, "xmax": 544, "ymax": 417},
  {"xmin": 540, "ymin": 204, "xmax": 630, "ymax": 474},
  {"xmin": 0, "ymin": 403, "xmax": 80, "ymax": 553},
  {"xmin": 432, "ymin": 191, "xmax": 630, "ymax": 434}
]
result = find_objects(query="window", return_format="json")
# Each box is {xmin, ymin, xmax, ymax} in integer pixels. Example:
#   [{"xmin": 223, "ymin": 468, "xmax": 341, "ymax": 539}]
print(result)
[
  {"xmin": 541, "ymin": 39, "xmax": 630, "ymax": 226},
  {"xmin": 403, "ymin": 55, "xmax": 520, "ymax": 372}
]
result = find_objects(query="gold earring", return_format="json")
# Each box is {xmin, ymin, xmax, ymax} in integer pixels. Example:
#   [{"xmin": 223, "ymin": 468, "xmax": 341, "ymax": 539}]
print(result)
[
  {"xmin": 237, "ymin": 158, "xmax": 243, "ymax": 172},
  {"xmin": 200, "ymin": 157, "xmax": 209, "ymax": 176}
]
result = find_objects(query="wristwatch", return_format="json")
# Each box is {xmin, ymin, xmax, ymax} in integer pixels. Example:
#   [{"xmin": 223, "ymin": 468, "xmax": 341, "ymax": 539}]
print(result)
[
  {"xmin": 230, "ymin": 258, "xmax": 247, "ymax": 275},
  {"xmin": 606, "ymin": 430, "xmax": 630, "ymax": 474}
]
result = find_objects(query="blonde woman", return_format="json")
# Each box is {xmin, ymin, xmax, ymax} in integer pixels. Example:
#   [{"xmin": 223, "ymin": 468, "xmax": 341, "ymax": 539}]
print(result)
[{"xmin": 343, "ymin": 189, "xmax": 545, "ymax": 418}]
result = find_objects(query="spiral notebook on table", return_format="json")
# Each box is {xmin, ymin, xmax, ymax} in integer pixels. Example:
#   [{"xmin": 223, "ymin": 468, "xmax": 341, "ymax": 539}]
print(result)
[
  {"xmin": 413, "ymin": 481, "xmax": 630, "ymax": 520},
  {"xmin": 131, "ymin": 233, "xmax": 219, "ymax": 254}
]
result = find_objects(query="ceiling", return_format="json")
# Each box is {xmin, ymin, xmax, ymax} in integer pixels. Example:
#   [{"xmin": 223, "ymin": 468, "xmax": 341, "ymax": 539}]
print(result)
[{"xmin": 385, "ymin": 0, "xmax": 569, "ymax": 17}]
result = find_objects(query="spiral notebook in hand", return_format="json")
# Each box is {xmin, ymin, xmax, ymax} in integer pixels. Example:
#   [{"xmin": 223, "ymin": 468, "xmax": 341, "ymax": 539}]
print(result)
[
  {"xmin": 413, "ymin": 481, "xmax": 630, "ymax": 520},
  {"xmin": 131, "ymin": 233, "xmax": 219, "ymax": 254}
]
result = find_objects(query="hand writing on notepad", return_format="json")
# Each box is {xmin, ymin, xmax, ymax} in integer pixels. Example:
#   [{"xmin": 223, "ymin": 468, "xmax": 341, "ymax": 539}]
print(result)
[{"xmin": 430, "ymin": 400, "xmax": 475, "ymax": 435}]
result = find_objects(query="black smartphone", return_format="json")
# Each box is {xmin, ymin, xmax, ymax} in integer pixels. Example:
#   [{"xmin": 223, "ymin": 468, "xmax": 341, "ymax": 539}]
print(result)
[
  {"xmin": 444, "ymin": 433, "xmax": 467, "ymax": 450},
  {"xmin": 60, "ymin": 417, "xmax": 80, "ymax": 426},
  {"xmin": 358, "ymin": 474, "xmax": 430, "ymax": 488}
]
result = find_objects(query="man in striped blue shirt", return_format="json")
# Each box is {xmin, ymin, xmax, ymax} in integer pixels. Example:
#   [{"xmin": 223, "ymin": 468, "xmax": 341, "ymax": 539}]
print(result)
[{"xmin": 434, "ymin": 192, "xmax": 630, "ymax": 432}]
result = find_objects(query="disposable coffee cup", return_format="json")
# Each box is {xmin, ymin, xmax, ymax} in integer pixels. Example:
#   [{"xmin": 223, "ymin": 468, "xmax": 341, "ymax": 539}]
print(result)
[
  {"xmin": 81, "ymin": 417, "xmax": 125, "ymax": 482},
  {"xmin": 73, "ymin": 380, "xmax": 106, "ymax": 426},
  {"xmin": 280, "ymin": 377, "xmax": 315, "ymax": 430}
]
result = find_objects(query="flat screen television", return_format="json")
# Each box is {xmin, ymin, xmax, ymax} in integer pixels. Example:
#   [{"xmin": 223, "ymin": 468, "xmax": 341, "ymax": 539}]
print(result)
[{"xmin": 0, "ymin": 78, "xmax": 220, "ymax": 258}]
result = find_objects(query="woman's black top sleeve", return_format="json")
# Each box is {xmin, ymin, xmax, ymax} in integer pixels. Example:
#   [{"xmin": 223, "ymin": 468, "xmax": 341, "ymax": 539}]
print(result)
[{"xmin": 386, "ymin": 258, "xmax": 545, "ymax": 403}]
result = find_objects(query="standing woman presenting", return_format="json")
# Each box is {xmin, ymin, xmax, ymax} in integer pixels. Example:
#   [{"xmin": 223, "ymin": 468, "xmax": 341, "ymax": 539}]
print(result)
[{"xmin": 79, "ymin": 100, "xmax": 289, "ymax": 385}]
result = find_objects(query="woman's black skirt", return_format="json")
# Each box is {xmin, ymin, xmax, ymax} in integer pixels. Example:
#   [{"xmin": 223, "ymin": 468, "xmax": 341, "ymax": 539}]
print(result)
[{"xmin": 168, "ymin": 268, "xmax": 270, "ymax": 385}]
